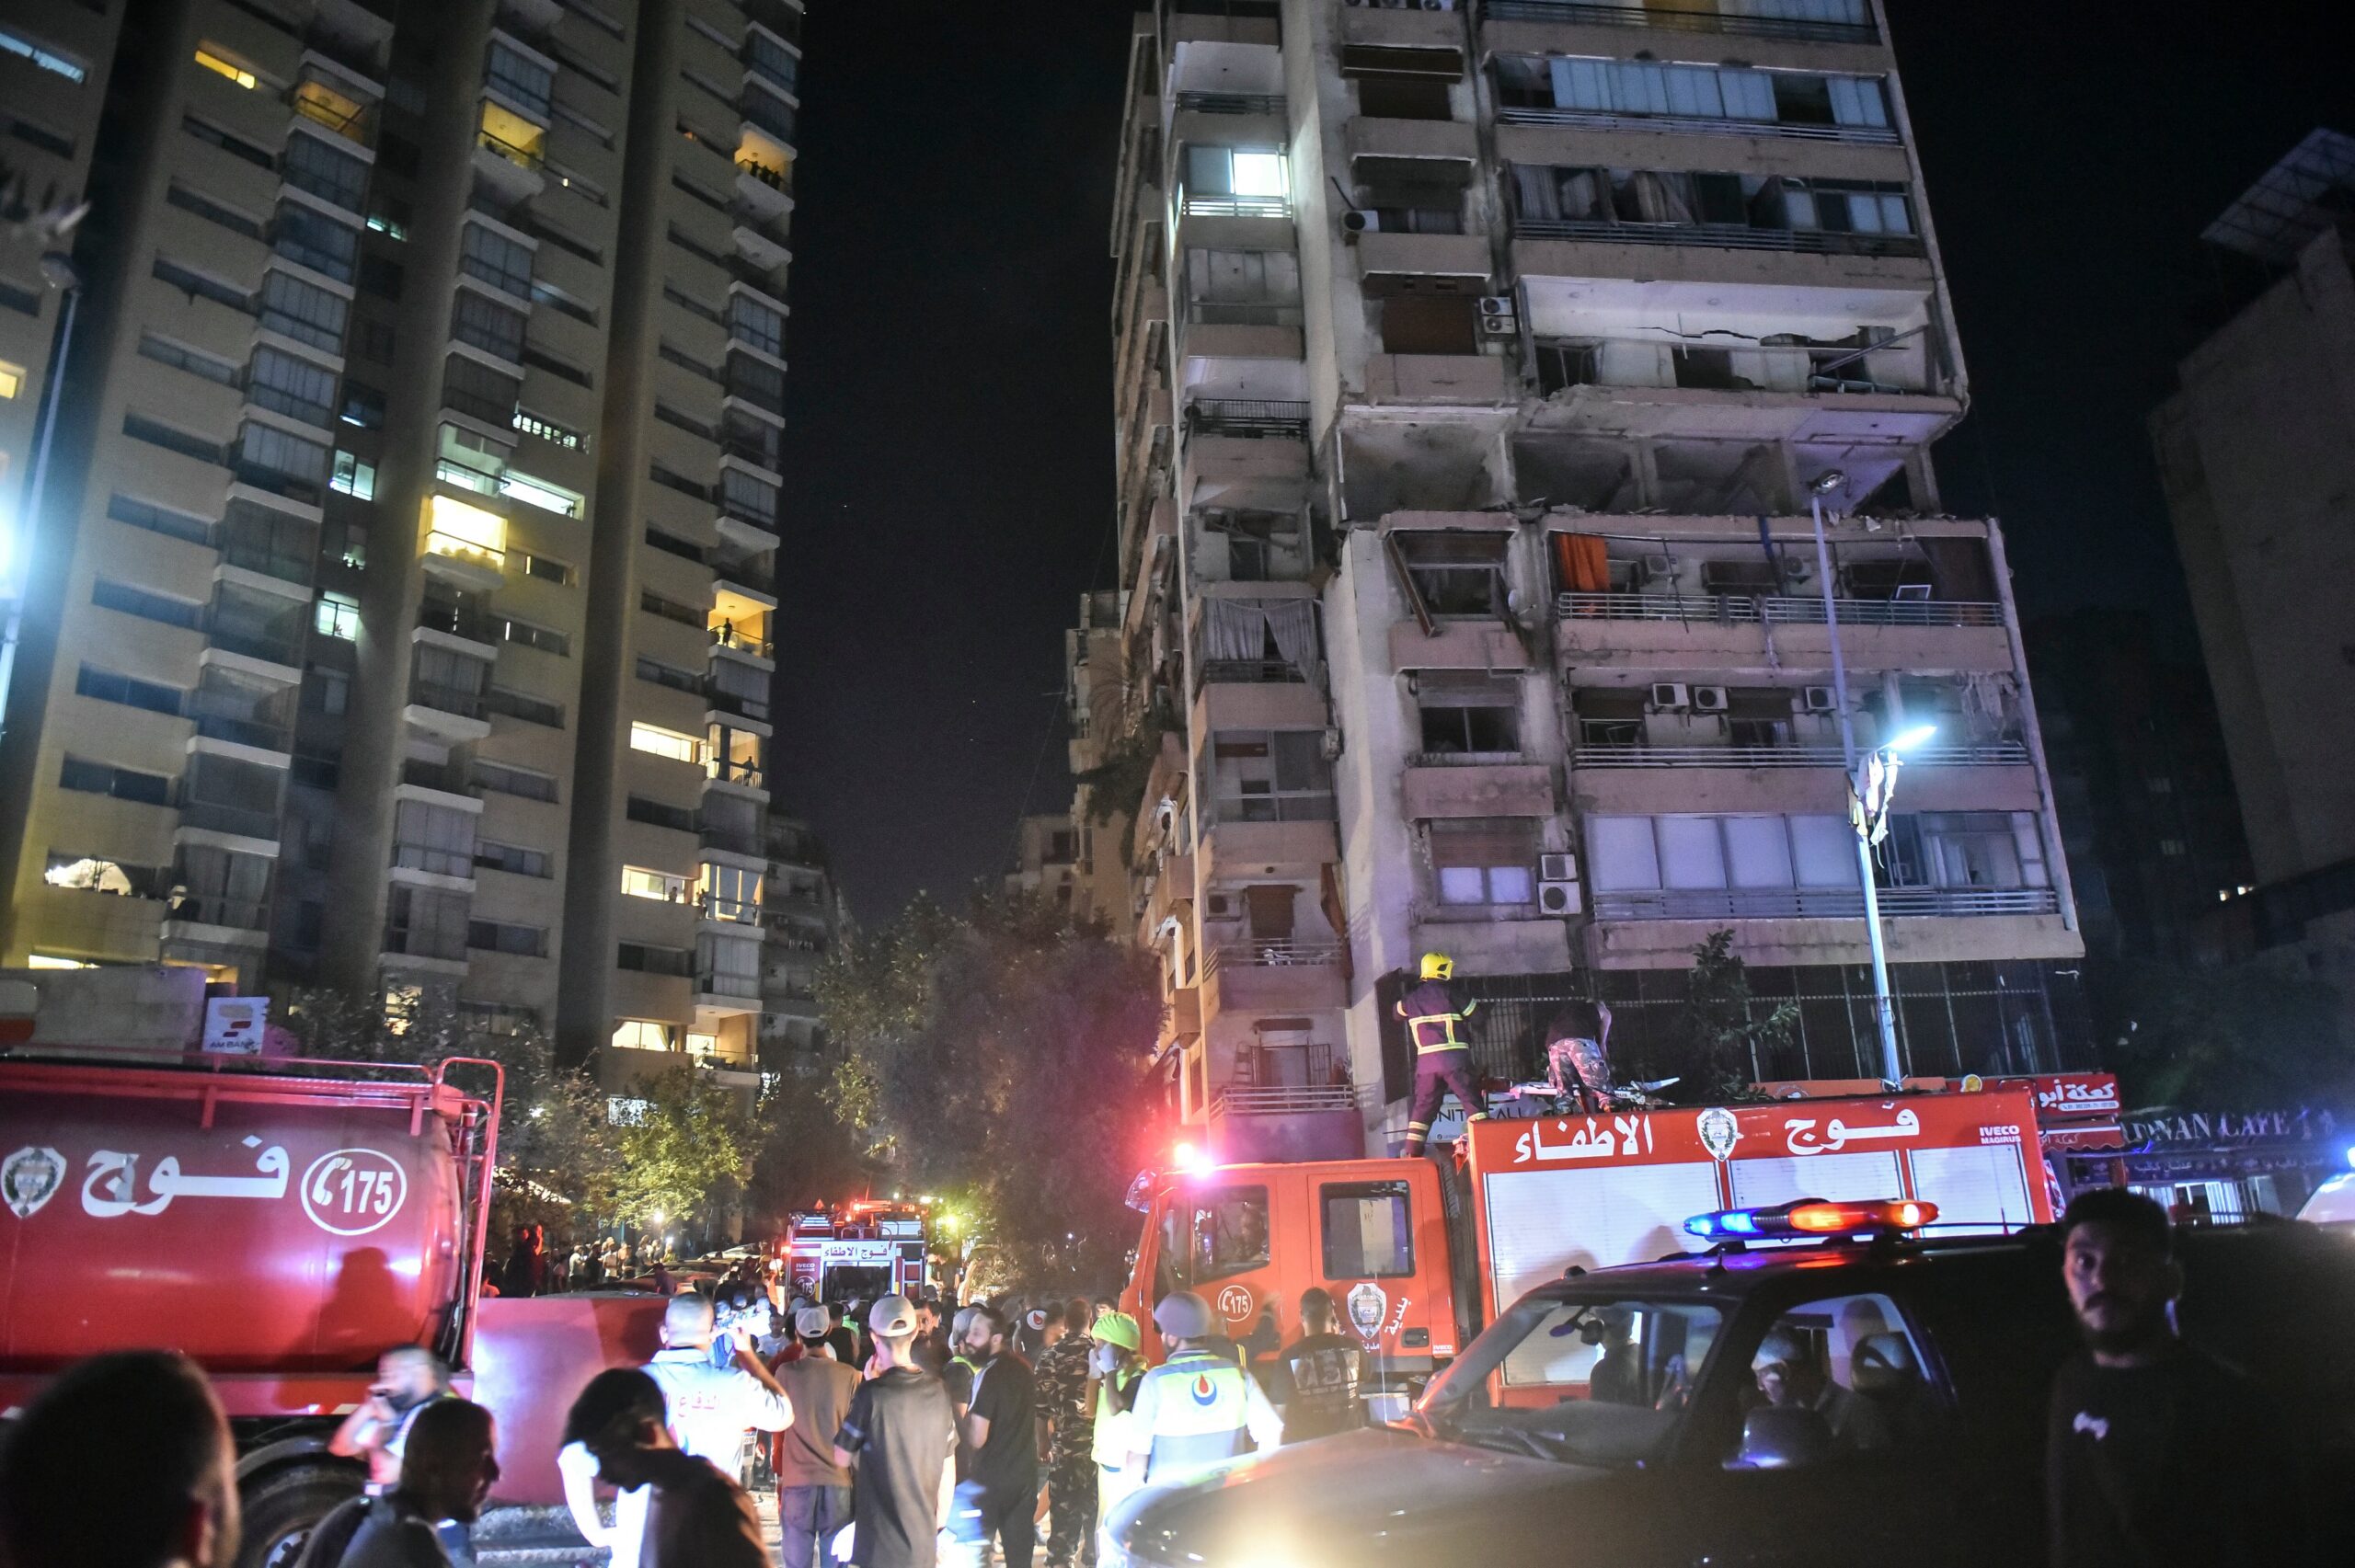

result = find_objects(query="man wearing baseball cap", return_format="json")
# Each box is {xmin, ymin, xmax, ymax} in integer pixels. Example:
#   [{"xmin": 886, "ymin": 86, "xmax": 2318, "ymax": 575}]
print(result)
[
  {"xmin": 1124, "ymin": 1292, "xmax": 1282, "ymax": 1488},
  {"xmin": 833, "ymin": 1296, "xmax": 958, "ymax": 1568},
  {"xmin": 775, "ymin": 1308, "xmax": 861, "ymax": 1568}
]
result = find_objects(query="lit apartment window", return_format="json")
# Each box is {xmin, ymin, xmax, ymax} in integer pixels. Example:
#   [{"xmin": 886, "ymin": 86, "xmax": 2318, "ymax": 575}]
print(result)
[
  {"xmin": 629, "ymin": 723, "xmax": 704, "ymax": 765},
  {"xmin": 1, "ymin": 28, "xmax": 88, "ymax": 83},
  {"xmin": 1182, "ymin": 146, "xmax": 1288, "ymax": 217},
  {"xmin": 44, "ymin": 853, "xmax": 141, "ymax": 895},
  {"xmin": 500, "ymin": 470, "xmax": 581, "ymax": 517},
  {"xmin": 193, "ymin": 46, "xmax": 257, "ymax": 88},
  {"xmin": 0, "ymin": 361, "xmax": 23, "ymax": 400},
  {"xmin": 331, "ymin": 451, "xmax": 376, "ymax": 499},
  {"xmin": 315, "ymin": 593, "xmax": 360, "ymax": 640},
  {"xmin": 611, "ymin": 1019, "xmax": 672, "ymax": 1052},
  {"xmin": 621, "ymin": 865, "xmax": 689, "ymax": 902},
  {"xmin": 478, "ymin": 99, "xmax": 546, "ymax": 168},
  {"xmin": 425, "ymin": 494, "xmax": 506, "ymax": 568},
  {"xmin": 26, "ymin": 954, "xmax": 93, "ymax": 970}
]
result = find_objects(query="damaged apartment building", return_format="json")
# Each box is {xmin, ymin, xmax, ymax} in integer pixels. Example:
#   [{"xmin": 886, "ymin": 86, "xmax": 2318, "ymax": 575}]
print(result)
[{"xmin": 1063, "ymin": 0, "xmax": 2086, "ymax": 1157}]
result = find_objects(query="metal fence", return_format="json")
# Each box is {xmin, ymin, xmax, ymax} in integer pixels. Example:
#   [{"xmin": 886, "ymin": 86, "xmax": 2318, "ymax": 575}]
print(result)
[{"xmin": 1557, "ymin": 591, "xmax": 2005, "ymax": 628}]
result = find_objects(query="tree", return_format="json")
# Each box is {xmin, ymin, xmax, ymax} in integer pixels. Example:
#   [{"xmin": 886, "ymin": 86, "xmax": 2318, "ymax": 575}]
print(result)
[
  {"xmin": 2090, "ymin": 952, "xmax": 2354, "ymax": 1110},
  {"xmin": 609, "ymin": 1066, "xmax": 759, "ymax": 1242},
  {"xmin": 1670, "ymin": 930, "xmax": 1798, "ymax": 1101},
  {"xmin": 818, "ymin": 891, "xmax": 1163, "ymax": 1287}
]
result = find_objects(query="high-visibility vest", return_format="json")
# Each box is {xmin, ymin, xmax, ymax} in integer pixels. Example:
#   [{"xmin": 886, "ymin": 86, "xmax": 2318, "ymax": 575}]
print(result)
[
  {"xmin": 1396, "ymin": 979, "xmax": 1477, "ymax": 1053},
  {"xmin": 1132, "ymin": 1348, "xmax": 1255, "ymax": 1482}
]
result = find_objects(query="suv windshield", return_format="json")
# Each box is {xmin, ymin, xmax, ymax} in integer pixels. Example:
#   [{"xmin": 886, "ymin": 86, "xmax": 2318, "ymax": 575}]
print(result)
[{"xmin": 1419, "ymin": 1294, "xmax": 1724, "ymax": 1467}]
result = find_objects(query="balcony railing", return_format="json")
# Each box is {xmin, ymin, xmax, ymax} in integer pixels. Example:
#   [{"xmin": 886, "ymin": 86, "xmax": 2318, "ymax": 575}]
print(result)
[
  {"xmin": 419, "ymin": 599, "xmax": 496, "ymax": 644},
  {"xmin": 208, "ymin": 626, "xmax": 304, "ymax": 667},
  {"xmin": 190, "ymin": 710, "xmax": 291, "ymax": 753},
  {"xmin": 699, "ymin": 892, "xmax": 760, "ymax": 924},
  {"xmin": 706, "ymin": 685, "xmax": 771, "ymax": 723},
  {"xmin": 410, "ymin": 680, "xmax": 486, "ymax": 719},
  {"xmin": 712, "ymin": 624, "xmax": 775, "ymax": 658},
  {"xmin": 384, "ymin": 922, "xmax": 468, "ymax": 961},
  {"xmin": 1204, "ymin": 939, "xmax": 1344, "ymax": 977},
  {"xmin": 1173, "ymin": 91, "xmax": 1285, "ymax": 115},
  {"xmin": 393, "ymin": 843, "xmax": 473, "ymax": 877},
  {"xmin": 1478, "ymin": 0, "xmax": 1878, "ymax": 45},
  {"xmin": 1410, "ymin": 750, "xmax": 1531, "ymax": 768},
  {"xmin": 1495, "ymin": 106, "xmax": 1900, "ymax": 145},
  {"xmin": 164, "ymin": 893, "xmax": 269, "ymax": 932},
  {"xmin": 737, "ymin": 157, "xmax": 791, "ymax": 195},
  {"xmin": 477, "ymin": 127, "xmax": 546, "ymax": 171},
  {"xmin": 1573, "ymin": 741, "xmax": 2030, "ymax": 769},
  {"xmin": 1185, "ymin": 398, "xmax": 1310, "ymax": 440},
  {"xmin": 1556, "ymin": 591, "xmax": 2005, "ymax": 628},
  {"xmin": 1591, "ymin": 887, "xmax": 2061, "ymax": 921},
  {"xmin": 1511, "ymin": 216, "xmax": 1925, "ymax": 259},
  {"xmin": 1184, "ymin": 298, "xmax": 1305, "ymax": 328},
  {"xmin": 701, "ymin": 820, "xmax": 764, "ymax": 855},
  {"xmin": 1198, "ymin": 658, "xmax": 1313, "ymax": 686},
  {"xmin": 178, "ymin": 799, "xmax": 281, "ymax": 840},
  {"xmin": 1213, "ymin": 1084, "xmax": 1358, "ymax": 1116},
  {"xmin": 1179, "ymin": 190, "xmax": 1291, "ymax": 219},
  {"xmin": 426, "ymin": 534, "xmax": 507, "ymax": 574},
  {"xmin": 696, "ymin": 969, "xmax": 764, "ymax": 1000},
  {"xmin": 399, "ymin": 759, "xmax": 478, "ymax": 795}
]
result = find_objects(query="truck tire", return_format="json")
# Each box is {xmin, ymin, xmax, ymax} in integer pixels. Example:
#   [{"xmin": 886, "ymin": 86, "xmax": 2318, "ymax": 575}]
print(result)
[{"xmin": 237, "ymin": 1462, "xmax": 362, "ymax": 1568}]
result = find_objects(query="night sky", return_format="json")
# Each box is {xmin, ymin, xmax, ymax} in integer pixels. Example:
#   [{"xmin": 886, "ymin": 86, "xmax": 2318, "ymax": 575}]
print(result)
[{"xmin": 775, "ymin": 0, "xmax": 2348, "ymax": 921}]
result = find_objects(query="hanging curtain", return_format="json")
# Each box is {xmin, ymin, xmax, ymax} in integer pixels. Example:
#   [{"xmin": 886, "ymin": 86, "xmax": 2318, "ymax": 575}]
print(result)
[
  {"xmin": 1512, "ymin": 164, "xmax": 1561, "ymax": 222},
  {"xmin": 1263, "ymin": 600, "xmax": 1318, "ymax": 676}
]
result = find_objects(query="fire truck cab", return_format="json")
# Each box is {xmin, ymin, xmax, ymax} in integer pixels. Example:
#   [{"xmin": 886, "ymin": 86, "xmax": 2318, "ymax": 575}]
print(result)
[
  {"xmin": 781, "ymin": 1201, "xmax": 932, "ymax": 1303},
  {"xmin": 1122, "ymin": 1090, "xmax": 2053, "ymax": 1409}
]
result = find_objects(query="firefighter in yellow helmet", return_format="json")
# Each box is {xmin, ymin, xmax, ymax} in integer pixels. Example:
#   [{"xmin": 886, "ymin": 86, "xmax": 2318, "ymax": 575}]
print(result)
[{"xmin": 1395, "ymin": 953, "xmax": 1486, "ymax": 1156}]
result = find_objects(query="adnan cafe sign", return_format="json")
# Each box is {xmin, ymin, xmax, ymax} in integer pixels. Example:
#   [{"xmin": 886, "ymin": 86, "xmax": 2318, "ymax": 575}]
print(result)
[{"xmin": 2110, "ymin": 1104, "xmax": 2345, "ymax": 1182}]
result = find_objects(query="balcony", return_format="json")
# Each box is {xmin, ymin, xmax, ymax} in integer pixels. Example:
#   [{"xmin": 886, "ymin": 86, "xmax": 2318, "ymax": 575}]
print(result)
[
  {"xmin": 1205, "ymin": 1082, "xmax": 1362, "ymax": 1163},
  {"xmin": 1204, "ymin": 939, "xmax": 1343, "ymax": 974},
  {"xmin": 1179, "ymin": 190, "xmax": 1290, "ymax": 221},
  {"xmin": 1495, "ymin": 105, "xmax": 1900, "ymax": 147},
  {"xmin": 700, "ymin": 818, "xmax": 764, "ymax": 855},
  {"xmin": 1479, "ymin": 0, "xmax": 1879, "ymax": 46},
  {"xmin": 1557, "ymin": 592, "xmax": 2003, "ymax": 627},
  {"xmin": 161, "ymin": 894, "xmax": 270, "ymax": 933},
  {"xmin": 1511, "ymin": 217, "xmax": 1925, "ymax": 261},
  {"xmin": 398, "ymin": 758, "xmax": 479, "ymax": 797},
  {"xmin": 1173, "ymin": 90, "xmax": 1285, "ymax": 115},
  {"xmin": 1590, "ymin": 887, "xmax": 2061, "ymax": 921},
  {"xmin": 391, "ymin": 842, "xmax": 474, "ymax": 879},
  {"xmin": 383, "ymin": 921, "xmax": 468, "ymax": 963},
  {"xmin": 1184, "ymin": 398, "xmax": 1310, "ymax": 441},
  {"xmin": 408, "ymin": 679, "xmax": 486, "ymax": 721},
  {"xmin": 711, "ymin": 624, "xmax": 775, "ymax": 661},
  {"xmin": 178, "ymin": 799, "xmax": 281, "ymax": 841},
  {"xmin": 1573, "ymin": 741, "xmax": 2029, "ymax": 769},
  {"xmin": 188, "ymin": 705, "xmax": 291, "ymax": 755},
  {"xmin": 207, "ymin": 624, "xmax": 304, "ymax": 670}
]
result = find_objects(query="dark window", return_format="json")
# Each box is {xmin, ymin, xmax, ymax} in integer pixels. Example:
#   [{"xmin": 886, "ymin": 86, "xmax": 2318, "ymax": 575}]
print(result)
[
  {"xmin": 93, "ymin": 579, "xmax": 202, "ymax": 630},
  {"xmin": 139, "ymin": 333, "xmax": 238, "ymax": 385},
  {"xmin": 475, "ymin": 840, "xmax": 551, "ymax": 877},
  {"xmin": 484, "ymin": 685, "xmax": 564, "ymax": 727},
  {"xmin": 153, "ymin": 258, "xmax": 253, "ymax": 315},
  {"xmin": 258, "ymin": 269, "xmax": 350, "ymax": 351},
  {"xmin": 1358, "ymin": 74, "xmax": 1452, "ymax": 120},
  {"xmin": 58, "ymin": 755, "xmax": 172, "ymax": 805},
  {"xmin": 107, "ymin": 494, "xmax": 213, "ymax": 546},
  {"xmin": 616, "ymin": 941, "xmax": 693, "ymax": 976},
  {"xmin": 274, "ymin": 202, "xmax": 361, "ymax": 282},
  {"xmin": 522, "ymin": 553, "xmax": 573, "ymax": 585},
  {"xmin": 626, "ymin": 795, "xmax": 695, "ymax": 832},
  {"xmin": 467, "ymin": 918, "xmax": 547, "ymax": 956},
  {"xmin": 639, "ymin": 590, "xmax": 705, "ymax": 629},
  {"xmin": 183, "ymin": 115, "xmax": 274, "ymax": 169},
  {"xmin": 6, "ymin": 118, "xmax": 75, "ymax": 158},
  {"xmin": 75, "ymin": 665, "xmax": 183, "ymax": 715},
  {"xmin": 166, "ymin": 181, "xmax": 263, "ymax": 238},
  {"xmin": 122, "ymin": 414, "xmax": 224, "ymax": 466},
  {"xmin": 460, "ymin": 221, "xmax": 534, "ymax": 299},
  {"xmin": 339, "ymin": 380, "xmax": 385, "ymax": 428},
  {"xmin": 376, "ymin": 130, "xmax": 422, "ymax": 179},
  {"xmin": 358, "ymin": 254, "xmax": 405, "ymax": 300},
  {"xmin": 500, "ymin": 618, "xmax": 569, "ymax": 656},
  {"xmin": 521, "ymin": 343, "xmax": 591, "ymax": 386},
  {"xmin": 636, "ymin": 656, "xmax": 700, "ymax": 693},
  {"xmin": 1321, "ymin": 1182, "xmax": 1415, "ymax": 1279},
  {"xmin": 281, "ymin": 130, "xmax": 370, "ymax": 212},
  {"xmin": 348, "ymin": 313, "xmax": 396, "ymax": 362},
  {"xmin": 474, "ymin": 760, "xmax": 557, "ymax": 801},
  {"xmin": 452, "ymin": 288, "xmax": 525, "ymax": 360},
  {"xmin": 1380, "ymin": 295, "xmax": 1478, "ymax": 356}
]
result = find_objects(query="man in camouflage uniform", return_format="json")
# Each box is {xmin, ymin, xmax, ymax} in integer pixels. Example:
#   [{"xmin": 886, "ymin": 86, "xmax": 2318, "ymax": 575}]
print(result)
[{"xmin": 1034, "ymin": 1299, "xmax": 1100, "ymax": 1568}]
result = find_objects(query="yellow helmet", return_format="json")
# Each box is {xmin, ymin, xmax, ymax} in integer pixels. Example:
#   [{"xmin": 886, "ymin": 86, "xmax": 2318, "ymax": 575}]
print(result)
[{"xmin": 1420, "ymin": 952, "xmax": 1454, "ymax": 981}]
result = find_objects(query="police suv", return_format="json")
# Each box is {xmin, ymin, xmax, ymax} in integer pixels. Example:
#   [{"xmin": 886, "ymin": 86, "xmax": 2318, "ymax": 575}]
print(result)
[{"xmin": 1101, "ymin": 1201, "xmax": 2355, "ymax": 1568}]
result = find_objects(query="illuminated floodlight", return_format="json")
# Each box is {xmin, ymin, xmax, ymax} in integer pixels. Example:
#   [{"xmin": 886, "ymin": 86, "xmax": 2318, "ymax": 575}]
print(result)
[{"xmin": 1887, "ymin": 724, "xmax": 1938, "ymax": 754}]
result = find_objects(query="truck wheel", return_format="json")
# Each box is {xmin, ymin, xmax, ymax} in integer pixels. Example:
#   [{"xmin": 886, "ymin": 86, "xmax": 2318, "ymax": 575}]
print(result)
[{"xmin": 237, "ymin": 1463, "xmax": 362, "ymax": 1568}]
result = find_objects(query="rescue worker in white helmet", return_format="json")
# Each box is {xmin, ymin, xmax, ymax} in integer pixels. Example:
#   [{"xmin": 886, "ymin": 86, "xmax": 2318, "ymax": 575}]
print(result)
[
  {"xmin": 1395, "ymin": 952, "xmax": 1487, "ymax": 1157},
  {"xmin": 1122, "ymin": 1292, "xmax": 1282, "ymax": 1488}
]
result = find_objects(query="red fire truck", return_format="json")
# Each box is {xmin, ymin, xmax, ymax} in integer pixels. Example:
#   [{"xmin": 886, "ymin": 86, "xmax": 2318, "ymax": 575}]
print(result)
[
  {"xmin": 777, "ymin": 1200, "xmax": 932, "ymax": 1303},
  {"xmin": 0, "ymin": 1054, "xmax": 665, "ymax": 1568},
  {"xmin": 1120, "ymin": 1088, "xmax": 2052, "ymax": 1408}
]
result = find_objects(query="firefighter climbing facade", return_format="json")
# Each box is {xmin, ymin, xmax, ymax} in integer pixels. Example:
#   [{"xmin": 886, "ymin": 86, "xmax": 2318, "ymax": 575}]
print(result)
[{"xmin": 1396, "ymin": 954, "xmax": 1487, "ymax": 1157}]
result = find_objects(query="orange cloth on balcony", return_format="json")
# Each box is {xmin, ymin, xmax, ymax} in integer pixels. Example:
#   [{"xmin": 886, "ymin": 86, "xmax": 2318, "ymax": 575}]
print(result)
[{"xmin": 1553, "ymin": 532, "xmax": 1610, "ymax": 594}]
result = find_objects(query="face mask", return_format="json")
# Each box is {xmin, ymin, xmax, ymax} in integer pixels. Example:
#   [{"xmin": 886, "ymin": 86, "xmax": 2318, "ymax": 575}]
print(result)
[{"xmin": 1090, "ymin": 1344, "xmax": 1120, "ymax": 1378}]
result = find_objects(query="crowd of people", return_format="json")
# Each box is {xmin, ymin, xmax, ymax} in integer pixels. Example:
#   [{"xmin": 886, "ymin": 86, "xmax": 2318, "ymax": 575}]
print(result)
[{"xmin": 0, "ymin": 1264, "xmax": 1373, "ymax": 1568}]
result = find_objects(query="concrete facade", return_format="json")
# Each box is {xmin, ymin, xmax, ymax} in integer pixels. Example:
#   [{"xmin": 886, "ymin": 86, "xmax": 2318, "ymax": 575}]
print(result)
[
  {"xmin": 0, "ymin": 0, "xmax": 815, "ymax": 1106},
  {"xmin": 1067, "ymin": 0, "xmax": 2085, "ymax": 1156}
]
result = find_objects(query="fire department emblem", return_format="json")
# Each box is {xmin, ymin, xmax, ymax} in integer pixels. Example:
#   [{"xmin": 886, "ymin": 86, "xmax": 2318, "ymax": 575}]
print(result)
[
  {"xmin": 1696, "ymin": 1107, "xmax": 1740, "ymax": 1163},
  {"xmin": 3, "ymin": 1146, "xmax": 65, "ymax": 1219},
  {"xmin": 1347, "ymin": 1281, "xmax": 1386, "ymax": 1341}
]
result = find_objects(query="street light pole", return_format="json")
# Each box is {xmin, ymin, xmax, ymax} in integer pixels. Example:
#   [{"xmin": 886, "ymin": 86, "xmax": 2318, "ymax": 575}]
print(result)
[{"xmin": 1807, "ymin": 472, "xmax": 1904, "ymax": 1089}]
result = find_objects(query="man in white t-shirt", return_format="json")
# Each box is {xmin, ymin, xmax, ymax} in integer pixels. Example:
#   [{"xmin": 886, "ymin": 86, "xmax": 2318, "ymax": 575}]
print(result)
[{"xmin": 563, "ymin": 1294, "xmax": 795, "ymax": 1568}]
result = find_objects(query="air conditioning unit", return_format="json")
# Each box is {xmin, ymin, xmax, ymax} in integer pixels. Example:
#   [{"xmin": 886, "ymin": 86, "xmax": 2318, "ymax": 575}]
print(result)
[
  {"xmin": 1476, "ymin": 295, "xmax": 1518, "ymax": 336},
  {"xmin": 1778, "ymin": 555, "xmax": 1814, "ymax": 583},
  {"xmin": 1636, "ymin": 554, "xmax": 1677, "ymax": 585},
  {"xmin": 1803, "ymin": 685, "xmax": 1839, "ymax": 713},
  {"xmin": 1649, "ymin": 681, "xmax": 1691, "ymax": 712},
  {"xmin": 1538, "ymin": 880, "xmax": 1581, "ymax": 916},
  {"xmin": 1321, "ymin": 726, "xmax": 1344, "ymax": 761},
  {"xmin": 1206, "ymin": 893, "xmax": 1232, "ymax": 918},
  {"xmin": 1692, "ymin": 684, "xmax": 1729, "ymax": 714},
  {"xmin": 1539, "ymin": 852, "xmax": 1578, "ymax": 883},
  {"xmin": 1343, "ymin": 209, "xmax": 1381, "ymax": 235}
]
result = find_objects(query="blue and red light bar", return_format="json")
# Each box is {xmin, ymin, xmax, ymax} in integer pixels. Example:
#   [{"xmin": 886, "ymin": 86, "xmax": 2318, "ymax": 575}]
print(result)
[{"xmin": 1685, "ymin": 1197, "xmax": 1938, "ymax": 1241}]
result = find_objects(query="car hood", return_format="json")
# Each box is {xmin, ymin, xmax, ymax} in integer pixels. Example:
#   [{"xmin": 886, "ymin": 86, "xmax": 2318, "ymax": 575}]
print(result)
[{"xmin": 1113, "ymin": 1426, "xmax": 1614, "ymax": 1566}]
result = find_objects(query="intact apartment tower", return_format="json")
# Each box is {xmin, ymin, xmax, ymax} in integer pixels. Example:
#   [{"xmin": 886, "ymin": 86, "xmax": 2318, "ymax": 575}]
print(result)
[
  {"xmin": 0, "ymin": 0, "xmax": 816, "ymax": 1104},
  {"xmin": 2150, "ymin": 129, "xmax": 2355, "ymax": 1001},
  {"xmin": 1068, "ymin": 0, "xmax": 2086, "ymax": 1154}
]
